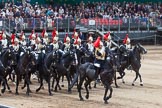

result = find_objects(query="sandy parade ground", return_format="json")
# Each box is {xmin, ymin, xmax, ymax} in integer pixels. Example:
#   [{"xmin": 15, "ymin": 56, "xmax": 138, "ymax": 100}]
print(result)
[{"xmin": 0, "ymin": 45, "xmax": 162, "ymax": 108}]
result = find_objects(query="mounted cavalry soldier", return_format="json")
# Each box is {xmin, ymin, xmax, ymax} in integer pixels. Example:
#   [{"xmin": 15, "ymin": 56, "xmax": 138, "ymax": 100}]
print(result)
[
  {"xmin": 19, "ymin": 31, "xmax": 27, "ymax": 46},
  {"xmin": 1, "ymin": 32, "xmax": 8, "ymax": 48},
  {"xmin": 50, "ymin": 36, "xmax": 59, "ymax": 50},
  {"xmin": 12, "ymin": 38, "xmax": 20, "ymax": 62},
  {"xmin": 93, "ymin": 37, "xmax": 106, "ymax": 83},
  {"xmin": 52, "ymin": 28, "xmax": 58, "ymax": 43},
  {"xmin": 72, "ymin": 29, "xmax": 79, "ymax": 44},
  {"xmin": 29, "ymin": 30, "xmax": 36, "ymax": 46},
  {"xmin": 42, "ymin": 29, "xmax": 49, "ymax": 45},
  {"xmin": 11, "ymin": 32, "xmax": 16, "ymax": 45},
  {"xmin": 73, "ymin": 38, "xmax": 82, "ymax": 50},
  {"xmin": 94, "ymin": 37, "xmax": 105, "ymax": 70},
  {"xmin": 86, "ymin": 35, "xmax": 94, "ymax": 53},
  {"xmin": 62, "ymin": 34, "xmax": 71, "ymax": 53},
  {"xmin": 34, "ymin": 37, "xmax": 44, "ymax": 54},
  {"xmin": 103, "ymin": 32, "xmax": 112, "ymax": 49},
  {"xmin": 123, "ymin": 34, "xmax": 131, "ymax": 49}
]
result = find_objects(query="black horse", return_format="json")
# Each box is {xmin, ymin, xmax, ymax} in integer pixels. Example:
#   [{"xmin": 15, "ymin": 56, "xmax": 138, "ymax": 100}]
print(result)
[
  {"xmin": 15, "ymin": 48, "xmax": 37, "ymax": 95},
  {"xmin": 36, "ymin": 50, "xmax": 58, "ymax": 96},
  {"xmin": 70, "ymin": 53, "xmax": 117, "ymax": 103},
  {"xmin": 51, "ymin": 49, "xmax": 78, "ymax": 93},
  {"xmin": 0, "ymin": 60, "xmax": 7, "ymax": 94},
  {"xmin": 117, "ymin": 43, "xmax": 147, "ymax": 86},
  {"xmin": 0, "ymin": 47, "xmax": 17, "ymax": 92}
]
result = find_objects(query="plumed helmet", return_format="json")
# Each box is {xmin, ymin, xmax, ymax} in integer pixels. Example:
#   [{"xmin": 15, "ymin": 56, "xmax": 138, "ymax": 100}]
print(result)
[
  {"xmin": 14, "ymin": 38, "xmax": 19, "ymax": 43},
  {"xmin": 22, "ymin": 34, "xmax": 25, "ymax": 39},
  {"xmin": 88, "ymin": 36, "xmax": 93, "ymax": 41},
  {"xmin": 74, "ymin": 32, "xmax": 78, "ymax": 37},
  {"xmin": 44, "ymin": 32, "xmax": 48, "ymax": 37},
  {"xmin": 66, "ymin": 36, "xmax": 70, "ymax": 42},
  {"xmin": 32, "ymin": 34, "xmax": 36, "ymax": 38},
  {"xmin": 2, "ymin": 33, "xmax": 6, "ymax": 38},
  {"xmin": 36, "ymin": 37, "xmax": 41, "ymax": 42},
  {"xmin": 53, "ymin": 36, "xmax": 58, "ymax": 41},
  {"xmin": 93, "ymin": 37, "xmax": 101, "ymax": 48},
  {"xmin": 55, "ymin": 31, "xmax": 58, "ymax": 36},
  {"xmin": 126, "ymin": 37, "xmax": 130, "ymax": 43}
]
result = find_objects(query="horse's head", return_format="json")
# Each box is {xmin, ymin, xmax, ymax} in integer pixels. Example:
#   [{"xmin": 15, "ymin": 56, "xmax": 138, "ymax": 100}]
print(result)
[
  {"xmin": 7, "ymin": 47, "xmax": 17, "ymax": 66},
  {"xmin": 119, "ymin": 45, "xmax": 127, "ymax": 53},
  {"xmin": 136, "ymin": 43, "xmax": 147, "ymax": 54},
  {"xmin": 26, "ymin": 48, "xmax": 37, "ymax": 66},
  {"xmin": 69, "ymin": 49, "xmax": 78, "ymax": 65},
  {"xmin": 106, "ymin": 53, "xmax": 118, "ymax": 71}
]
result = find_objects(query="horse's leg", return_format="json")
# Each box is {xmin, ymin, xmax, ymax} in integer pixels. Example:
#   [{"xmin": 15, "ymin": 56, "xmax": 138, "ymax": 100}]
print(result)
[
  {"xmin": 26, "ymin": 72, "xmax": 32, "ymax": 96},
  {"xmin": 47, "ymin": 76, "xmax": 52, "ymax": 96},
  {"xmin": 103, "ymin": 83, "xmax": 108, "ymax": 104},
  {"xmin": 106, "ymin": 84, "xmax": 113, "ymax": 103},
  {"xmin": 138, "ymin": 71, "xmax": 143, "ymax": 86},
  {"xmin": 114, "ymin": 71, "xmax": 119, "ymax": 88},
  {"xmin": 66, "ymin": 73, "xmax": 71, "ymax": 93},
  {"xmin": 121, "ymin": 71, "xmax": 126, "ymax": 84},
  {"xmin": 132, "ymin": 72, "xmax": 139, "ymax": 86},
  {"xmin": 78, "ymin": 76, "xmax": 85, "ymax": 101},
  {"xmin": 15, "ymin": 74, "xmax": 20, "ymax": 95},
  {"xmin": 4, "ymin": 71, "xmax": 12, "ymax": 92},
  {"xmin": 84, "ymin": 79, "xmax": 91, "ymax": 99},
  {"xmin": 61, "ymin": 76, "xmax": 64, "ymax": 87},
  {"xmin": 29, "ymin": 72, "xmax": 32, "ymax": 84},
  {"xmin": 55, "ymin": 75, "xmax": 61, "ymax": 92},
  {"xmin": 0, "ymin": 76, "xmax": 6, "ymax": 94},
  {"xmin": 5, "ymin": 78, "xmax": 12, "ymax": 92},
  {"xmin": 89, "ymin": 82, "xmax": 92, "ymax": 89},
  {"xmin": 94, "ymin": 80, "xmax": 97, "ymax": 88},
  {"xmin": 51, "ymin": 77, "xmax": 55, "ymax": 91},
  {"xmin": 36, "ymin": 76, "xmax": 43, "ymax": 93},
  {"xmin": 21, "ymin": 78, "xmax": 27, "ymax": 90}
]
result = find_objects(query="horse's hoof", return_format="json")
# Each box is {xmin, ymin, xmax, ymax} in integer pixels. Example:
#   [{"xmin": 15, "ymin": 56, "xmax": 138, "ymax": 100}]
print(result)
[
  {"xmin": 54, "ymin": 89, "xmax": 58, "ymax": 92},
  {"xmin": 68, "ymin": 90, "xmax": 72, "ymax": 94},
  {"xmin": 80, "ymin": 98, "xmax": 84, "ymax": 101},
  {"xmin": 15, "ymin": 92, "xmax": 19, "ymax": 95},
  {"xmin": 8, "ymin": 90, "xmax": 12, "ymax": 93},
  {"xmin": 51, "ymin": 89, "xmax": 54, "ymax": 92},
  {"xmin": 122, "ymin": 81, "xmax": 125, "ymax": 84},
  {"xmin": 117, "ymin": 77, "xmax": 121, "ymax": 79},
  {"xmin": 104, "ymin": 101, "xmax": 108, "ymax": 104},
  {"xmin": 140, "ymin": 84, "xmax": 143, "ymax": 86},
  {"xmin": 85, "ymin": 95, "xmax": 89, "ymax": 99},
  {"xmin": 89, "ymin": 86, "xmax": 92, "ymax": 89},
  {"xmin": 61, "ymin": 85, "xmax": 64, "ymax": 87},
  {"xmin": 116, "ymin": 85, "xmax": 120, "ymax": 88},
  {"xmin": 1, "ymin": 89, "xmax": 5, "ymax": 94},
  {"xmin": 132, "ymin": 83, "xmax": 135, "ymax": 86},
  {"xmin": 59, "ymin": 88, "xmax": 62, "ymax": 90},
  {"xmin": 26, "ymin": 93, "xmax": 30, "ymax": 96},
  {"xmin": 49, "ymin": 93, "xmax": 53, "ymax": 96},
  {"xmin": 36, "ymin": 89, "xmax": 39, "ymax": 93}
]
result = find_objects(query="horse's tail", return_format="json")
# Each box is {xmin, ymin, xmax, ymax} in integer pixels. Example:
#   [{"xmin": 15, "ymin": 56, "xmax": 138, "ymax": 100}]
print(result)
[{"xmin": 69, "ymin": 68, "xmax": 79, "ymax": 89}]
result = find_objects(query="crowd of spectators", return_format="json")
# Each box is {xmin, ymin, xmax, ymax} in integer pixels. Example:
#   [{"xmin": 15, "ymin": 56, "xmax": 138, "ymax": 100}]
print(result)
[{"xmin": 0, "ymin": 0, "xmax": 162, "ymax": 30}]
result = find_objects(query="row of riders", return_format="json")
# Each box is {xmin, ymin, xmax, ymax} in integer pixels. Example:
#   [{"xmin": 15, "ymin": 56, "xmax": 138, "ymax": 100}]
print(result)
[{"xmin": 0, "ymin": 28, "xmax": 147, "ymax": 104}]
